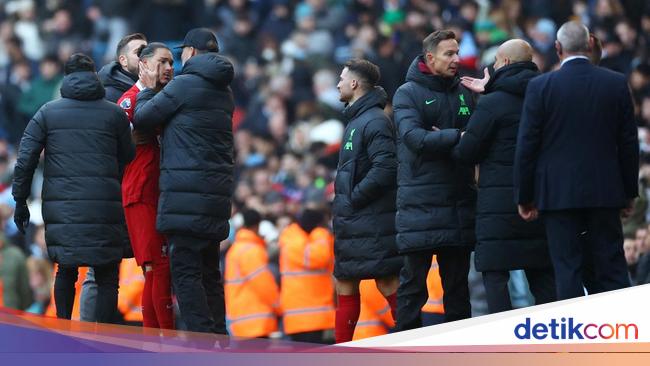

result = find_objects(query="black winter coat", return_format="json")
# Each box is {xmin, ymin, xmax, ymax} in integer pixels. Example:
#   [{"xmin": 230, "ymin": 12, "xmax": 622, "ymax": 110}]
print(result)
[
  {"xmin": 392, "ymin": 56, "xmax": 477, "ymax": 253},
  {"xmin": 452, "ymin": 62, "xmax": 550, "ymax": 271},
  {"xmin": 98, "ymin": 62, "xmax": 136, "ymax": 258},
  {"xmin": 332, "ymin": 87, "xmax": 402, "ymax": 279},
  {"xmin": 98, "ymin": 62, "xmax": 137, "ymax": 103},
  {"xmin": 12, "ymin": 71, "xmax": 135, "ymax": 266},
  {"xmin": 134, "ymin": 53, "xmax": 235, "ymax": 242}
]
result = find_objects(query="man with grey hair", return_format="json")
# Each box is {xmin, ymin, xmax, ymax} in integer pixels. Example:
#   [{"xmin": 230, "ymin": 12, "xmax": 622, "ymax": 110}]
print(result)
[{"xmin": 514, "ymin": 21, "xmax": 639, "ymax": 300}]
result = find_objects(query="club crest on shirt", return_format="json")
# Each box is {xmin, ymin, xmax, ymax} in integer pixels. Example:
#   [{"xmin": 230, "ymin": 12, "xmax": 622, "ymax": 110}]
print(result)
[{"xmin": 120, "ymin": 98, "xmax": 131, "ymax": 110}]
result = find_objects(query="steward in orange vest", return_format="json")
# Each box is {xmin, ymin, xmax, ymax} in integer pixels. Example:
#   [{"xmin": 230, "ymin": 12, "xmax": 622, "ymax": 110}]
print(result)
[
  {"xmin": 421, "ymin": 256, "xmax": 445, "ymax": 326},
  {"xmin": 116, "ymin": 258, "xmax": 145, "ymax": 324},
  {"xmin": 352, "ymin": 280, "xmax": 394, "ymax": 340},
  {"xmin": 279, "ymin": 209, "xmax": 335, "ymax": 344},
  {"xmin": 225, "ymin": 210, "xmax": 280, "ymax": 338}
]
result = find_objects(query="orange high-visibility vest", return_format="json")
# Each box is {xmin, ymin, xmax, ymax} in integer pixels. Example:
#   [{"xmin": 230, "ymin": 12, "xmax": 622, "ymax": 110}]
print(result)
[
  {"xmin": 352, "ymin": 280, "xmax": 394, "ymax": 340},
  {"xmin": 225, "ymin": 228, "xmax": 280, "ymax": 338},
  {"xmin": 279, "ymin": 223, "xmax": 335, "ymax": 335},
  {"xmin": 116, "ymin": 258, "xmax": 144, "ymax": 322},
  {"xmin": 422, "ymin": 255, "xmax": 444, "ymax": 314},
  {"xmin": 45, "ymin": 265, "xmax": 88, "ymax": 320}
]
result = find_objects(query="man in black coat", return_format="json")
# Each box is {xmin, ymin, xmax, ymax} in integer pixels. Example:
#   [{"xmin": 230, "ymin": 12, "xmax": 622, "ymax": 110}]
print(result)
[
  {"xmin": 12, "ymin": 54, "xmax": 135, "ymax": 323},
  {"xmin": 98, "ymin": 33, "xmax": 147, "ymax": 103},
  {"xmin": 514, "ymin": 21, "xmax": 639, "ymax": 300},
  {"xmin": 392, "ymin": 30, "xmax": 477, "ymax": 330},
  {"xmin": 82, "ymin": 33, "xmax": 147, "ymax": 324},
  {"xmin": 332, "ymin": 59, "xmax": 402, "ymax": 343},
  {"xmin": 134, "ymin": 28, "xmax": 234, "ymax": 334},
  {"xmin": 452, "ymin": 39, "xmax": 556, "ymax": 313}
]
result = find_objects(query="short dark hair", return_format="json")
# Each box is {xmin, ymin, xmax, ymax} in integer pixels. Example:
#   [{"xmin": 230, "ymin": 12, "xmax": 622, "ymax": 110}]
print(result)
[
  {"xmin": 298, "ymin": 209, "xmax": 325, "ymax": 233},
  {"xmin": 344, "ymin": 59, "xmax": 380, "ymax": 90},
  {"xmin": 138, "ymin": 42, "xmax": 170, "ymax": 60},
  {"xmin": 242, "ymin": 209, "xmax": 262, "ymax": 228},
  {"xmin": 116, "ymin": 33, "xmax": 147, "ymax": 59},
  {"xmin": 64, "ymin": 53, "xmax": 95, "ymax": 75},
  {"xmin": 41, "ymin": 54, "xmax": 61, "ymax": 66},
  {"xmin": 422, "ymin": 30, "xmax": 457, "ymax": 54}
]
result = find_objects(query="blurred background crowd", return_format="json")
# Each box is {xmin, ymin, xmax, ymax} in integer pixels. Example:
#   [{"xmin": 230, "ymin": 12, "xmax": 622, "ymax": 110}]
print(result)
[{"xmin": 2, "ymin": 0, "xmax": 650, "ymax": 335}]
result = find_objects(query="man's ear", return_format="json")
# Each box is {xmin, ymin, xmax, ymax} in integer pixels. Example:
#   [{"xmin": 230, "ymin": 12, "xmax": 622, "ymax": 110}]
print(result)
[
  {"xmin": 425, "ymin": 51, "xmax": 434, "ymax": 64},
  {"xmin": 555, "ymin": 40, "xmax": 563, "ymax": 56},
  {"xmin": 118, "ymin": 54, "xmax": 128, "ymax": 68},
  {"xmin": 588, "ymin": 33, "xmax": 595, "ymax": 52}
]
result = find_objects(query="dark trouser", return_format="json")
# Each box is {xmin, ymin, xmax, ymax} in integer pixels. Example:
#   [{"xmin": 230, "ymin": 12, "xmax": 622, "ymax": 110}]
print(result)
[
  {"xmin": 543, "ymin": 208, "xmax": 630, "ymax": 300},
  {"xmin": 169, "ymin": 234, "xmax": 226, "ymax": 334},
  {"xmin": 421, "ymin": 312, "xmax": 445, "ymax": 326},
  {"xmin": 290, "ymin": 330, "xmax": 330, "ymax": 344},
  {"xmin": 482, "ymin": 267, "xmax": 556, "ymax": 314},
  {"xmin": 396, "ymin": 247, "xmax": 471, "ymax": 331},
  {"xmin": 54, "ymin": 263, "xmax": 119, "ymax": 323}
]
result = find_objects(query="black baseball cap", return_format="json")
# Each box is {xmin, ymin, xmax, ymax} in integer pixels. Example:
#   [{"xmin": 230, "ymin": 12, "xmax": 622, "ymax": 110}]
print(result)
[{"xmin": 175, "ymin": 28, "xmax": 219, "ymax": 52}]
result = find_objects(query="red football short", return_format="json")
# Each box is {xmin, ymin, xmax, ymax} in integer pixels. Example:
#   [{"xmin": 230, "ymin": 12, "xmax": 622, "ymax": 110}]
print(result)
[{"xmin": 124, "ymin": 202, "xmax": 167, "ymax": 266}]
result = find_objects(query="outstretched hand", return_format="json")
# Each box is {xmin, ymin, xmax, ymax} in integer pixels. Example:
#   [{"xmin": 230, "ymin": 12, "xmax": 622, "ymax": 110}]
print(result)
[{"xmin": 460, "ymin": 67, "xmax": 490, "ymax": 93}]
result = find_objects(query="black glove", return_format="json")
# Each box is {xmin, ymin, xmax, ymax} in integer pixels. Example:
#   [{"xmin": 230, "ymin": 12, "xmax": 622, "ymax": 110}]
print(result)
[{"xmin": 14, "ymin": 200, "xmax": 30, "ymax": 234}]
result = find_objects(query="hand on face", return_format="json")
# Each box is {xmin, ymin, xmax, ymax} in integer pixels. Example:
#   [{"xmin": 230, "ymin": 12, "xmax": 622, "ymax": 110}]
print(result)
[{"xmin": 138, "ymin": 60, "xmax": 159, "ymax": 90}]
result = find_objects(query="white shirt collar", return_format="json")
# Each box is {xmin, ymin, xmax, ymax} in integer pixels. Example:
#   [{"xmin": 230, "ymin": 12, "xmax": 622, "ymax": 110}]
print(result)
[{"xmin": 561, "ymin": 55, "xmax": 590, "ymax": 67}]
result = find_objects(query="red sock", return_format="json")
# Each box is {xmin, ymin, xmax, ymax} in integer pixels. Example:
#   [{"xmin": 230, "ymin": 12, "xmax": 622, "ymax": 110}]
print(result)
[
  {"xmin": 335, "ymin": 294, "xmax": 360, "ymax": 343},
  {"xmin": 385, "ymin": 292, "xmax": 397, "ymax": 324},
  {"xmin": 142, "ymin": 270, "xmax": 159, "ymax": 328},
  {"xmin": 151, "ymin": 261, "xmax": 174, "ymax": 329}
]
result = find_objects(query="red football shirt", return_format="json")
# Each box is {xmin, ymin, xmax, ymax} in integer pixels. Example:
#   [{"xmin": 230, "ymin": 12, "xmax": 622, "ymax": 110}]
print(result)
[{"xmin": 117, "ymin": 82, "xmax": 160, "ymax": 207}]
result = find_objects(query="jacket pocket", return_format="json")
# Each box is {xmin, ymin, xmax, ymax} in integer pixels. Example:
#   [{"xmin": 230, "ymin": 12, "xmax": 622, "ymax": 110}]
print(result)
[{"xmin": 334, "ymin": 159, "xmax": 356, "ymax": 216}]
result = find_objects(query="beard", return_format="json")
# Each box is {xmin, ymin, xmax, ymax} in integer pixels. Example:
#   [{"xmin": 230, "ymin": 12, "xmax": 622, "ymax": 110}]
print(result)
[{"xmin": 126, "ymin": 63, "xmax": 139, "ymax": 76}]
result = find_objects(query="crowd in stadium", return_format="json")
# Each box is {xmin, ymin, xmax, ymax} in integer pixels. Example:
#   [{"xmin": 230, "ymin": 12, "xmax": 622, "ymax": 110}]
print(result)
[{"xmin": 2, "ymin": 0, "xmax": 650, "ymax": 344}]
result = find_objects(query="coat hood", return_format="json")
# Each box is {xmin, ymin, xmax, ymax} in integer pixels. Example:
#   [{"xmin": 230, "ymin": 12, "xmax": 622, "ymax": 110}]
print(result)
[
  {"xmin": 342, "ymin": 86, "xmax": 388, "ymax": 121},
  {"xmin": 60, "ymin": 71, "xmax": 105, "ymax": 101},
  {"xmin": 97, "ymin": 61, "xmax": 137, "ymax": 91},
  {"xmin": 181, "ymin": 53, "xmax": 234, "ymax": 87},
  {"xmin": 405, "ymin": 55, "xmax": 460, "ymax": 92},
  {"xmin": 485, "ymin": 61, "xmax": 539, "ymax": 97}
]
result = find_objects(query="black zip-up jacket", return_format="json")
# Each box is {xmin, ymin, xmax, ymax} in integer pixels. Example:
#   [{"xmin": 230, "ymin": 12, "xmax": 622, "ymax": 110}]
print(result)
[
  {"xmin": 452, "ymin": 61, "xmax": 550, "ymax": 271},
  {"xmin": 333, "ymin": 87, "xmax": 402, "ymax": 279},
  {"xmin": 13, "ymin": 71, "xmax": 135, "ymax": 266},
  {"xmin": 134, "ymin": 53, "xmax": 235, "ymax": 242},
  {"xmin": 98, "ymin": 61, "xmax": 137, "ymax": 103},
  {"xmin": 392, "ymin": 56, "xmax": 477, "ymax": 253}
]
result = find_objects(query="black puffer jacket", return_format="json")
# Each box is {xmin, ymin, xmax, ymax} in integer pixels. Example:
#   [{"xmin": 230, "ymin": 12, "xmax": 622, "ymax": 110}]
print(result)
[
  {"xmin": 134, "ymin": 53, "xmax": 234, "ymax": 242},
  {"xmin": 332, "ymin": 87, "xmax": 402, "ymax": 279},
  {"xmin": 98, "ymin": 61, "xmax": 137, "ymax": 103},
  {"xmin": 452, "ymin": 62, "xmax": 550, "ymax": 271},
  {"xmin": 12, "ymin": 71, "xmax": 135, "ymax": 266},
  {"xmin": 392, "ymin": 56, "xmax": 477, "ymax": 253}
]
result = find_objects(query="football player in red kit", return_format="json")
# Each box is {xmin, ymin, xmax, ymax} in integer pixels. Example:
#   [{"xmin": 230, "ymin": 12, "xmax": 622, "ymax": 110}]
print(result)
[{"xmin": 117, "ymin": 42, "xmax": 174, "ymax": 329}]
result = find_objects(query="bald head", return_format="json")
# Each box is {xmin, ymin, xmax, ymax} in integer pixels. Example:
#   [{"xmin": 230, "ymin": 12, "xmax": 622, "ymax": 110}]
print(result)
[
  {"xmin": 494, "ymin": 39, "xmax": 533, "ymax": 70},
  {"xmin": 556, "ymin": 21, "xmax": 590, "ymax": 55}
]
